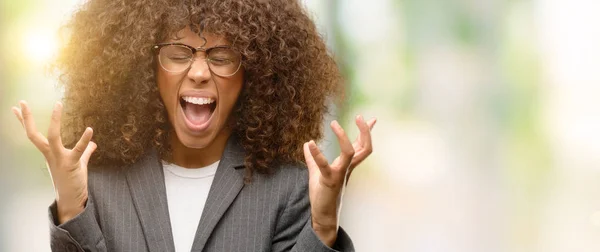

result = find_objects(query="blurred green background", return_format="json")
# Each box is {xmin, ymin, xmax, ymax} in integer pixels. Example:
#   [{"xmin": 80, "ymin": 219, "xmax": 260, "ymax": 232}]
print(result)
[{"xmin": 2, "ymin": 0, "xmax": 600, "ymax": 251}]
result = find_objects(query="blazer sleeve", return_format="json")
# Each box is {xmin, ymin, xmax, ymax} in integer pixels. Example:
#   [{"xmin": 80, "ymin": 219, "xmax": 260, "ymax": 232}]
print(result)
[
  {"xmin": 49, "ymin": 195, "xmax": 107, "ymax": 252},
  {"xmin": 271, "ymin": 169, "xmax": 355, "ymax": 252}
]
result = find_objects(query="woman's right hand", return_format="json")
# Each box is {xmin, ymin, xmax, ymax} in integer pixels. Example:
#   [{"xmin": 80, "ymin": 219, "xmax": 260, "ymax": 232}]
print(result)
[{"xmin": 12, "ymin": 101, "xmax": 97, "ymax": 224}]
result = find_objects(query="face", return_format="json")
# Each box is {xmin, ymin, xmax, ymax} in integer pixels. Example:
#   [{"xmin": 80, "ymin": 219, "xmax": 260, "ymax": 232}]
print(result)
[{"xmin": 156, "ymin": 27, "xmax": 244, "ymax": 164}]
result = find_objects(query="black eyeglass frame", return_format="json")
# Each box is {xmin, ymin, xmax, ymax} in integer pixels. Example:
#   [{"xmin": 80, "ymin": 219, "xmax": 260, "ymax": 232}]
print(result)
[{"xmin": 152, "ymin": 43, "xmax": 243, "ymax": 77}]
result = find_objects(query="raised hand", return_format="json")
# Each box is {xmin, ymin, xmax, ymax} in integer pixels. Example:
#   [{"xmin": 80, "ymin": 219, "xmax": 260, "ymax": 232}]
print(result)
[
  {"xmin": 12, "ymin": 101, "xmax": 97, "ymax": 224},
  {"xmin": 303, "ymin": 115, "xmax": 376, "ymax": 246}
]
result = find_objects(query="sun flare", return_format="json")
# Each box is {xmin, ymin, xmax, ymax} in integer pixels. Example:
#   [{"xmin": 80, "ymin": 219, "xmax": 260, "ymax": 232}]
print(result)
[{"xmin": 22, "ymin": 29, "xmax": 58, "ymax": 65}]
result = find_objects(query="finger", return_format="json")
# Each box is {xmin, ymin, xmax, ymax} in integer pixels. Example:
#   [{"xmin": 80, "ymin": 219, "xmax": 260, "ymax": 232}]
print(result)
[
  {"xmin": 355, "ymin": 115, "xmax": 373, "ymax": 154},
  {"xmin": 19, "ymin": 101, "xmax": 50, "ymax": 153},
  {"xmin": 307, "ymin": 140, "xmax": 332, "ymax": 177},
  {"xmin": 347, "ymin": 118, "xmax": 376, "ymax": 184},
  {"xmin": 330, "ymin": 120, "xmax": 354, "ymax": 169},
  {"xmin": 79, "ymin": 141, "xmax": 97, "ymax": 166},
  {"xmin": 354, "ymin": 115, "xmax": 371, "ymax": 143},
  {"xmin": 349, "ymin": 152, "xmax": 368, "ymax": 171},
  {"xmin": 353, "ymin": 116, "xmax": 376, "ymax": 144},
  {"xmin": 303, "ymin": 142, "xmax": 318, "ymax": 175},
  {"xmin": 349, "ymin": 116, "xmax": 375, "ymax": 168},
  {"xmin": 12, "ymin": 107, "xmax": 25, "ymax": 127},
  {"xmin": 366, "ymin": 118, "xmax": 377, "ymax": 130},
  {"xmin": 47, "ymin": 102, "xmax": 65, "ymax": 153},
  {"xmin": 71, "ymin": 127, "xmax": 93, "ymax": 161}
]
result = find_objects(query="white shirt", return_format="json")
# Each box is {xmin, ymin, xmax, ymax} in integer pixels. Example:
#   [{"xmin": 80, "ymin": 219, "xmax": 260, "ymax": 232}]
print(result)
[{"xmin": 162, "ymin": 160, "xmax": 219, "ymax": 252}]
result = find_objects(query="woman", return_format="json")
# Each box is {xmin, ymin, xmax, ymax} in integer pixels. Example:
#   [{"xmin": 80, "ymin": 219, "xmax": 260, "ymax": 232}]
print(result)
[{"xmin": 12, "ymin": 0, "xmax": 375, "ymax": 251}]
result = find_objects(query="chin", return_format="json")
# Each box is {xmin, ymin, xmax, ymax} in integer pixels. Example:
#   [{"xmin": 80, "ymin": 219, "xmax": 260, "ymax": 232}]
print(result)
[
  {"xmin": 181, "ymin": 137, "xmax": 211, "ymax": 149},
  {"xmin": 173, "ymin": 125, "xmax": 218, "ymax": 149}
]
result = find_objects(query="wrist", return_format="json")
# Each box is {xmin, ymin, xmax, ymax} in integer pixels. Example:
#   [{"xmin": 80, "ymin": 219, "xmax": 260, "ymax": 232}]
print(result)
[
  {"xmin": 57, "ymin": 204, "xmax": 84, "ymax": 224},
  {"xmin": 311, "ymin": 216, "xmax": 338, "ymax": 247},
  {"xmin": 56, "ymin": 197, "xmax": 87, "ymax": 224}
]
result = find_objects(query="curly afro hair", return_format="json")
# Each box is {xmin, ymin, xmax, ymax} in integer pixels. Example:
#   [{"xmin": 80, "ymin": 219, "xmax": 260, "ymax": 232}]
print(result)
[{"xmin": 56, "ymin": 0, "xmax": 343, "ymax": 180}]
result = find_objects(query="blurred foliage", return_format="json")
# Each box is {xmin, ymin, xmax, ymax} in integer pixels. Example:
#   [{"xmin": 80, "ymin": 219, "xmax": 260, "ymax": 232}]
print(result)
[{"xmin": 2, "ymin": 0, "xmax": 593, "ymax": 251}]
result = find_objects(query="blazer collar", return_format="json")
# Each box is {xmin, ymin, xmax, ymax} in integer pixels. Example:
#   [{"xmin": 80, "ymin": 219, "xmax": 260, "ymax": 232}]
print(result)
[
  {"xmin": 190, "ymin": 135, "xmax": 246, "ymax": 251},
  {"xmin": 124, "ymin": 147, "xmax": 176, "ymax": 252},
  {"xmin": 124, "ymin": 135, "xmax": 246, "ymax": 252}
]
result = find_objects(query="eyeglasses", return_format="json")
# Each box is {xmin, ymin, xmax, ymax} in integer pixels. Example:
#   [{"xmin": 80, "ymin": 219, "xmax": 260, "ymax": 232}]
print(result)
[{"xmin": 152, "ymin": 43, "xmax": 242, "ymax": 77}]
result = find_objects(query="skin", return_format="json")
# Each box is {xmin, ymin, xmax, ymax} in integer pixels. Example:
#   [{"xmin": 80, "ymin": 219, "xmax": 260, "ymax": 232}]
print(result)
[
  {"xmin": 305, "ymin": 116, "xmax": 376, "ymax": 246},
  {"xmin": 12, "ymin": 27, "xmax": 377, "ymax": 248},
  {"xmin": 157, "ymin": 27, "xmax": 244, "ymax": 168}
]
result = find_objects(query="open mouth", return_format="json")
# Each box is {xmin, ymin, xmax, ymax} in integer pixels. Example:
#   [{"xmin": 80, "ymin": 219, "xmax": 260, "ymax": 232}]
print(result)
[{"xmin": 180, "ymin": 96, "xmax": 217, "ymax": 128}]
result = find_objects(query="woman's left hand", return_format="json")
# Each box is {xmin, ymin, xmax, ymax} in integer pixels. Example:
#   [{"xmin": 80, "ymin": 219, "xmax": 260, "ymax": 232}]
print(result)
[{"xmin": 303, "ymin": 115, "xmax": 376, "ymax": 247}]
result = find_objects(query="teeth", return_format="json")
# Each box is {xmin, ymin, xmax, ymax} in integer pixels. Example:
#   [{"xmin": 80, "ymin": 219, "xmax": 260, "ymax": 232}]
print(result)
[{"xmin": 182, "ymin": 96, "xmax": 215, "ymax": 105}]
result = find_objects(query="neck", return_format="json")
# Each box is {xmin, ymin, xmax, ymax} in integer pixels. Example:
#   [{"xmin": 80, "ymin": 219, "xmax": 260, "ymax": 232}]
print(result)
[{"xmin": 168, "ymin": 129, "xmax": 231, "ymax": 168}]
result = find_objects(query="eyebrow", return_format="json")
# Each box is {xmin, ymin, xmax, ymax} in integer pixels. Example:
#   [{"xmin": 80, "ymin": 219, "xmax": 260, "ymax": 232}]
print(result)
[
  {"xmin": 170, "ymin": 35, "xmax": 230, "ymax": 47},
  {"xmin": 157, "ymin": 42, "xmax": 232, "ymax": 50}
]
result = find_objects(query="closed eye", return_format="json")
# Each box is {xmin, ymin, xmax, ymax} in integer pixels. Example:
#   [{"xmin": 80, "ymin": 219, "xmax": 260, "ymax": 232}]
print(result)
[{"xmin": 209, "ymin": 58, "xmax": 233, "ymax": 65}]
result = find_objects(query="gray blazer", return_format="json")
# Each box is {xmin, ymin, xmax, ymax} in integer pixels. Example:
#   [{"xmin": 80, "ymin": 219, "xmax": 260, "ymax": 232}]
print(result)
[{"xmin": 48, "ymin": 136, "xmax": 354, "ymax": 252}]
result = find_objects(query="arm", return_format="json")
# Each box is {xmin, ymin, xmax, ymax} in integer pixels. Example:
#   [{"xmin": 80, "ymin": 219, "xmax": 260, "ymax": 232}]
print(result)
[
  {"xmin": 49, "ymin": 197, "xmax": 107, "ymax": 252},
  {"xmin": 12, "ymin": 101, "xmax": 102, "ymax": 251},
  {"xmin": 293, "ymin": 115, "xmax": 375, "ymax": 251},
  {"xmin": 271, "ymin": 169, "xmax": 354, "ymax": 252}
]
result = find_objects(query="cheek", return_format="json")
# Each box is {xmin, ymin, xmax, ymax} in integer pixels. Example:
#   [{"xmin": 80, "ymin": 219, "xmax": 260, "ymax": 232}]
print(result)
[
  {"xmin": 219, "ymin": 77, "xmax": 244, "ymax": 109},
  {"xmin": 156, "ymin": 71, "xmax": 181, "ymax": 124},
  {"xmin": 157, "ymin": 71, "xmax": 177, "ymax": 105}
]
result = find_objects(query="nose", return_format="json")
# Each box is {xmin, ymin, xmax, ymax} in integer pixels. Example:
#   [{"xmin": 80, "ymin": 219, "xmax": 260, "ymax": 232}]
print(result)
[{"xmin": 187, "ymin": 57, "xmax": 211, "ymax": 84}]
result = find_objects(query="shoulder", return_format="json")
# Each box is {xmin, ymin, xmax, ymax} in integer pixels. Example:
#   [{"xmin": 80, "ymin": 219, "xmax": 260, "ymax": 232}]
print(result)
[
  {"xmin": 275, "ymin": 162, "xmax": 308, "ymax": 181},
  {"xmin": 86, "ymin": 148, "xmax": 158, "ymax": 186},
  {"xmin": 245, "ymin": 162, "xmax": 309, "ymax": 206},
  {"xmin": 255, "ymin": 161, "xmax": 308, "ymax": 186}
]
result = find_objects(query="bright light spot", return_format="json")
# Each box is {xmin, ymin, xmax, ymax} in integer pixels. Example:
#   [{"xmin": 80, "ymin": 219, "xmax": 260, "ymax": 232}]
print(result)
[
  {"xmin": 22, "ymin": 29, "xmax": 58, "ymax": 65},
  {"xmin": 590, "ymin": 211, "xmax": 600, "ymax": 227}
]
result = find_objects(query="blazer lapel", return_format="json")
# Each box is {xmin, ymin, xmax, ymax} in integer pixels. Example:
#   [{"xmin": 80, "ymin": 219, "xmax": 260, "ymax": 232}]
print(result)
[
  {"xmin": 190, "ymin": 135, "xmax": 246, "ymax": 251},
  {"xmin": 124, "ymin": 149, "xmax": 175, "ymax": 252}
]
